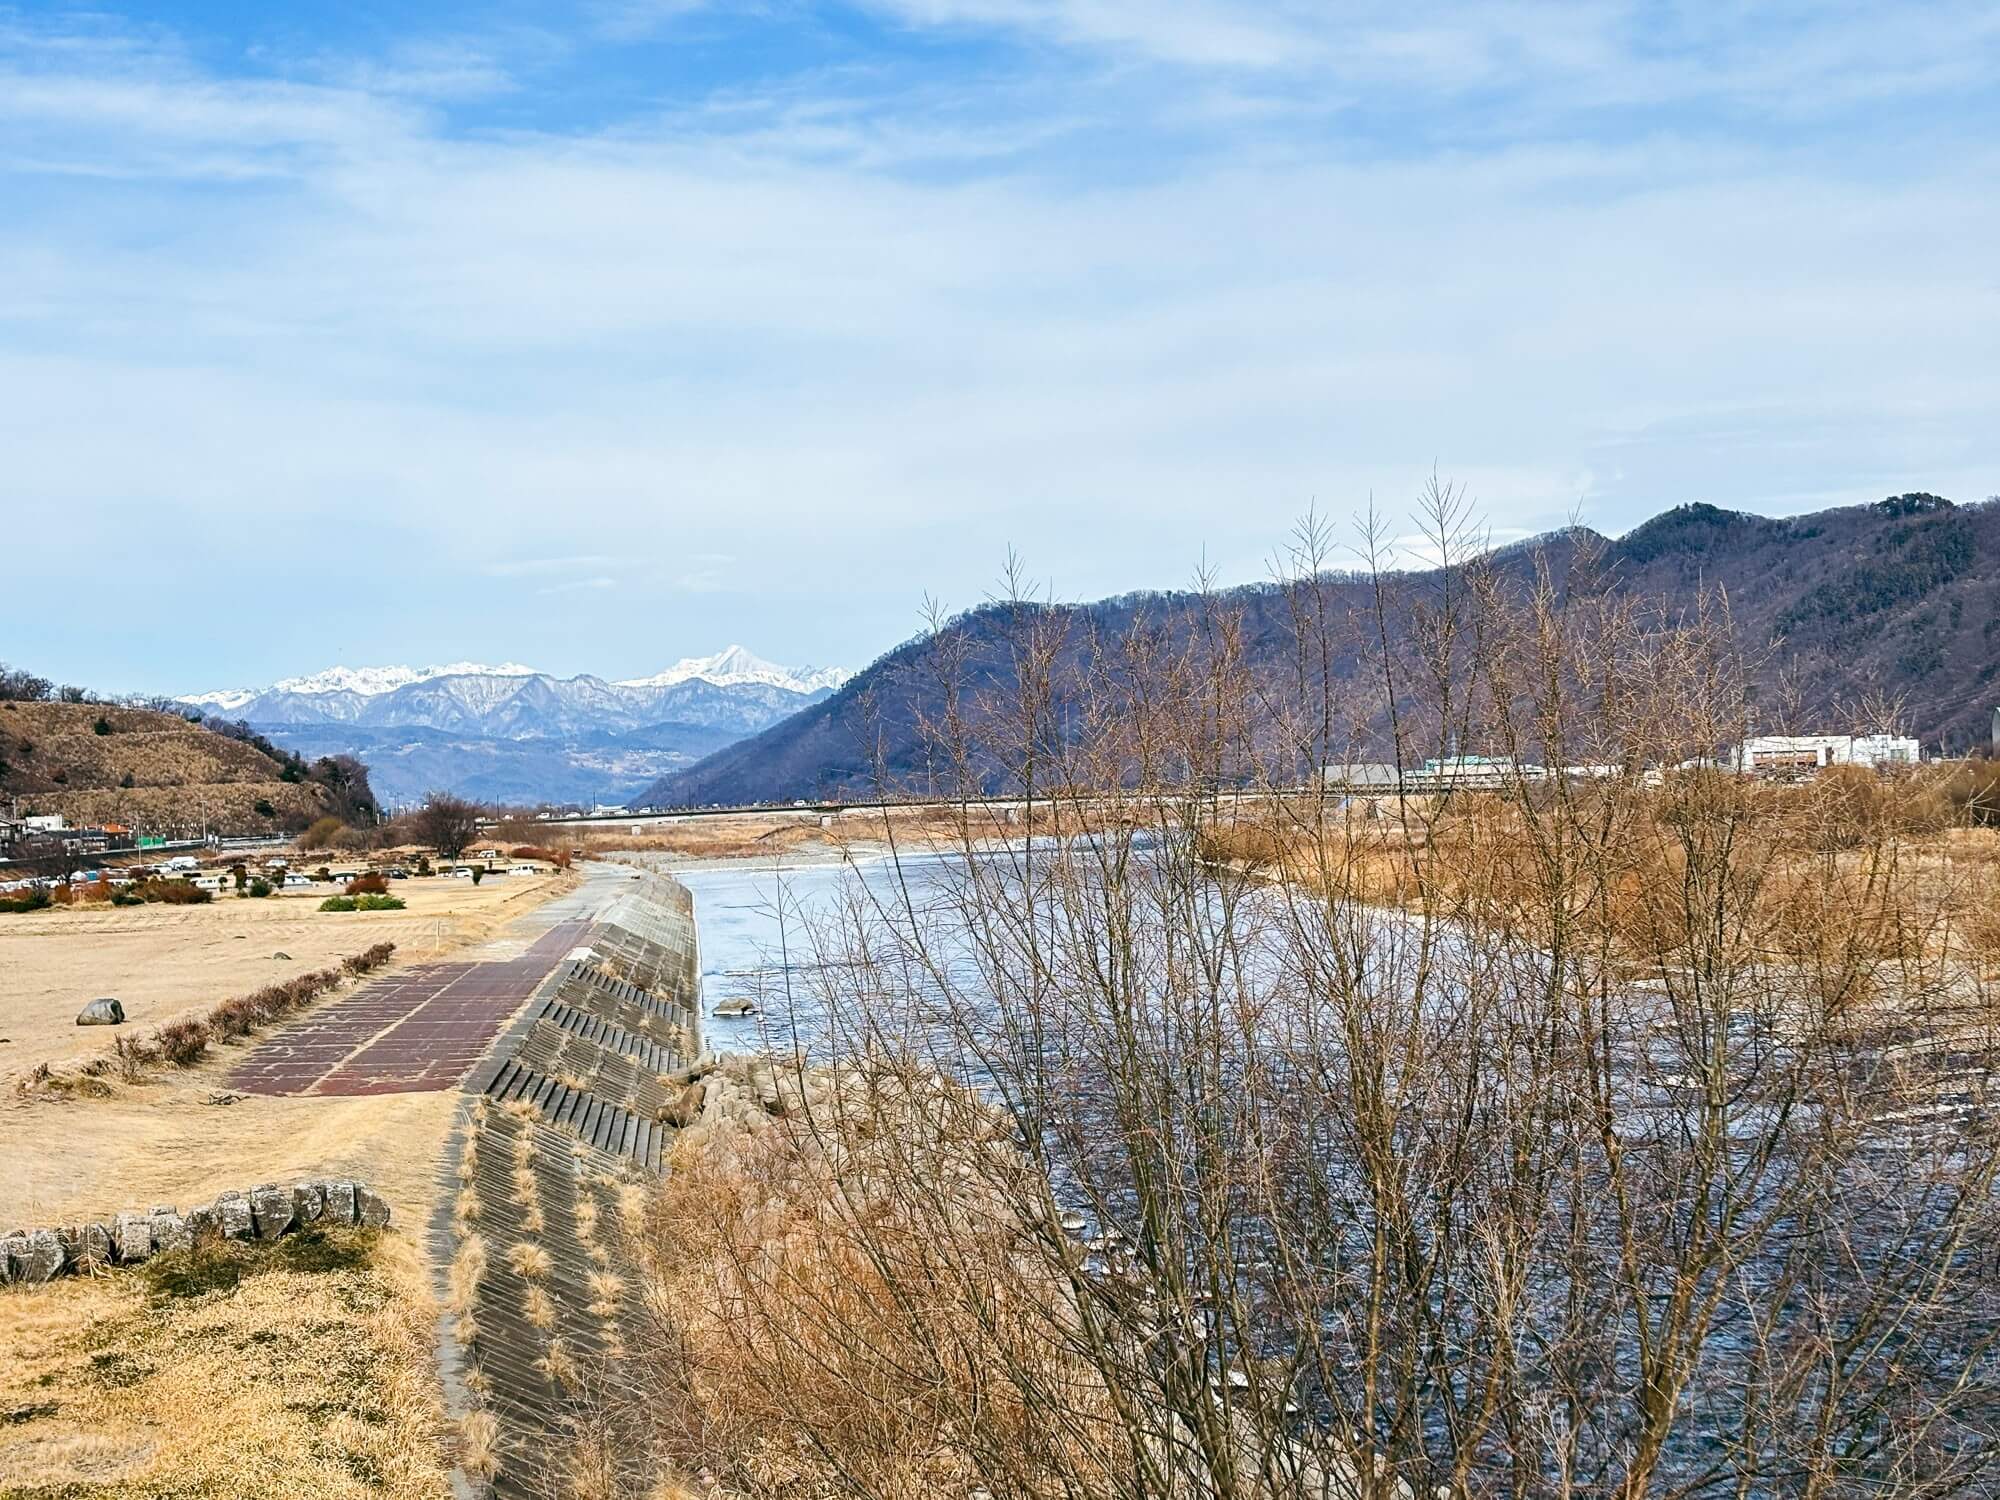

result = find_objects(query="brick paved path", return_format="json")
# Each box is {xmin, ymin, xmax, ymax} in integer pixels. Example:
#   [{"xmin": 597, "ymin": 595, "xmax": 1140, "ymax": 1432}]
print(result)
[{"xmin": 230, "ymin": 920, "xmax": 591, "ymax": 1097}]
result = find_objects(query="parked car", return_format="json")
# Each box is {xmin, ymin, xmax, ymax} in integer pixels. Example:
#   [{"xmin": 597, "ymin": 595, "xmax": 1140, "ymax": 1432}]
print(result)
[
  {"xmin": 283, "ymin": 874, "xmax": 313, "ymax": 889},
  {"xmin": 451, "ymin": 867, "xmax": 475, "ymax": 879}
]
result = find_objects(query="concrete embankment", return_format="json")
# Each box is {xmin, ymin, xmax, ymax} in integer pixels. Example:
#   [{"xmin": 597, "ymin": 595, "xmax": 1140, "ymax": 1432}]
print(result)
[{"xmin": 438, "ymin": 870, "xmax": 706, "ymax": 1499}]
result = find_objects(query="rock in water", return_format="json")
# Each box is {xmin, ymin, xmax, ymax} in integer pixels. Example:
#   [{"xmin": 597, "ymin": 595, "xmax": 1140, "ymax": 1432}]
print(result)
[{"xmin": 76, "ymin": 998, "xmax": 125, "ymax": 1026}]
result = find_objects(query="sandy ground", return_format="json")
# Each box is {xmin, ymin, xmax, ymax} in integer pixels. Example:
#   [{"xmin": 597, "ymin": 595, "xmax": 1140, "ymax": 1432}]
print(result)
[
  {"xmin": 0, "ymin": 871, "xmax": 566, "ymax": 1082},
  {"xmin": 0, "ymin": 1082, "xmax": 460, "ymax": 1229},
  {"xmin": 0, "ymin": 868, "xmax": 578, "ymax": 1233}
]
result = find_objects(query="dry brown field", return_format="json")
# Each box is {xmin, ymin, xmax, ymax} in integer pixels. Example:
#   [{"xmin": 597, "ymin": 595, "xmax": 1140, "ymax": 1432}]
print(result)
[
  {"xmin": 0, "ymin": 870, "xmax": 563, "ymax": 1080},
  {"xmin": 0, "ymin": 863, "xmax": 583, "ymax": 1494}
]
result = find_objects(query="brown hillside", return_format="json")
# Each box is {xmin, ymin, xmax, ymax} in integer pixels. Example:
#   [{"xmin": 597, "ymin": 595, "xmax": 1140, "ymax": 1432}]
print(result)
[{"xmin": 0, "ymin": 702, "xmax": 330, "ymax": 836}]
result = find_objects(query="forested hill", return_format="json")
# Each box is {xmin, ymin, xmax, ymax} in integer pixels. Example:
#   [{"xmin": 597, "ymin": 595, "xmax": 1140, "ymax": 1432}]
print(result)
[{"xmin": 637, "ymin": 494, "xmax": 2000, "ymax": 807}]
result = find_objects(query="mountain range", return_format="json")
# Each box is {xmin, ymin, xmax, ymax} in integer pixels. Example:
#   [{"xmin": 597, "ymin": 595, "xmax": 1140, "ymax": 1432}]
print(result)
[
  {"xmin": 180, "ymin": 647, "xmax": 849, "ymax": 808},
  {"xmin": 639, "ymin": 494, "xmax": 2000, "ymax": 808}
]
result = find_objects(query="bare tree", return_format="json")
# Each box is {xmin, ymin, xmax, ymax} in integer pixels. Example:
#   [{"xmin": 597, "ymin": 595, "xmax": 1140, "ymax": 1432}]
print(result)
[
  {"xmin": 416, "ymin": 790, "xmax": 481, "ymax": 860},
  {"xmin": 607, "ymin": 506, "xmax": 2000, "ymax": 1500}
]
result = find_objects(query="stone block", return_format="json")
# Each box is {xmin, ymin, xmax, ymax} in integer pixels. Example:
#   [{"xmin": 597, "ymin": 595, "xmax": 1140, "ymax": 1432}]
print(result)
[
  {"xmin": 356, "ymin": 1186, "xmax": 392, "ymax": 1229},
  {"xmin": 0, "ymin": 1232, "xmax": 26, "ymax": 1283},
  {"xmin": 184, "ymin": 1203, "xmax": 219, "ymax": 1244},
  {"xmin": 323, "ymin": 1180, "xmax": 358, "ymax": 1225},
  {"xmin": 214, "ymin": 1191, "xmax": 254, "ymax": 1240},
  {"xmin": 291, "ymin": 1182, "xmax": 326, "ymax": 1225},
  {"xmin": 112, "ymin": 1211, "xmax": 152, "ymax": 1264},
  {"xmin": 150, "ymin": 1210, "xmax": 193, "ymax": 1256},
  {"xmin": 10, "ymin": 1228, "xmax": 62, "ymax": 1283},
  {"xmin": 58, "ymin": 1222, "xmax": 113, "ymax": 1272},
  {"xmin": 249, "ymin": 1183, "xmax": 294, "ymax": 1240}
]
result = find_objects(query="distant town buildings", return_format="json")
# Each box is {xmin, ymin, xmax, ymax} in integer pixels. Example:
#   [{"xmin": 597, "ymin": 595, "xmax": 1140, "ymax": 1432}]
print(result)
[
  {"xmin": 1733, "ymin": 733, "xmax": 1920, "ymax": 774},
  {"xmin": 0, "ymin": 814, "xmax": 139, "ymax": 863}
]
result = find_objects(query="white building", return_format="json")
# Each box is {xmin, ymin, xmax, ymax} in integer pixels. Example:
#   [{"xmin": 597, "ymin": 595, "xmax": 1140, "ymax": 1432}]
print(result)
[{"xmin": 1735, "ymin": 733, "xmax": 1920, "ymax": 774}]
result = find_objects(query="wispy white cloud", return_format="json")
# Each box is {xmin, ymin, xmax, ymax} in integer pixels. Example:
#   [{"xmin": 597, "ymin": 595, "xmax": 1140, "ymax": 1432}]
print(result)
[
  {"xmin": 485, "ymin": 554, "xmax": 620, "ymax": 578},
  {"xmin": 0, "ymin": 3, "xmax": 1994, "ymax": 689},
  {"xmin": 671, "ymin": 554, "xmax": 737, "ymax": 593}
]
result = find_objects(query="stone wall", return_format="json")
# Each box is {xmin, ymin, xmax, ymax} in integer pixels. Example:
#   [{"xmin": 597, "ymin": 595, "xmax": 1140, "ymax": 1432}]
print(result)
[{"xmin": 0, "ymin": 1178, "xmax": 391, "ymax": 1285}]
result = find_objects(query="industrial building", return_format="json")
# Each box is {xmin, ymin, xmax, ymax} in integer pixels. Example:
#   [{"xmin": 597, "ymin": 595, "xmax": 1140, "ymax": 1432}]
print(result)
[{"xmin": 1734, "ymin": 733, "xmax": 1921, "ymax": 774}]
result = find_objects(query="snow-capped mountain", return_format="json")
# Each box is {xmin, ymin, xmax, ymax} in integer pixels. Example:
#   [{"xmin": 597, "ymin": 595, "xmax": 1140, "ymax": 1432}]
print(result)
[
  {"xmin": 189, "ymin": 647, "xmax": 845, "ymax": 713},
  {"xmin": 178, "ymin": 648, "xmax": 852, "ymax": 806},
  {"xmin": 615, "ymin": 645, "xmax": 847, "ymax": 695}
]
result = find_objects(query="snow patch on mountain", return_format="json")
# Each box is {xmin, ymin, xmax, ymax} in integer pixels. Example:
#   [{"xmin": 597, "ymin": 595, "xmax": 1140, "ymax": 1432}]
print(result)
[
  {"xmin": 184, "ymin": 662, "xmax": 539, "ymax": 705},
  {"xmin": 188, "ymin": 647, "xmax": 847, "ymax": 707},
  {"xmin": 615, "ymin": 645, "xmax": 850, "ymax": 695}
]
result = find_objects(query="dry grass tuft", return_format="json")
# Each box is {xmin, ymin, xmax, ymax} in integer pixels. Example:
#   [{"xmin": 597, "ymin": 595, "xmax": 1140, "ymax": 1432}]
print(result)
[
  {"xmin": 523, "ymin": 1283, "xmax": 559, "ymax": 1329},
  {"xmin": 460, "ymin": 1409, "xmax": 502, "ymax": 1481},
  {"xmin": 449, "ymin": 1235, "xmax": 487, "ymax": 1313},
  {"xmin": 507, "ymin": 1240, "xmax": 553, "ymax": 1280},
  {"xmin": 536, "ymin": 1335, "xmax": 580, "ymax": 1390}
]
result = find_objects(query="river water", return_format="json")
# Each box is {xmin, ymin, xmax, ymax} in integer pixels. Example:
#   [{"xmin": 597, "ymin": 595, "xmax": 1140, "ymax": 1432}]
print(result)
[{"xmin": 672, "ymin": 851, "xmax": 958, "ymax": 1055}]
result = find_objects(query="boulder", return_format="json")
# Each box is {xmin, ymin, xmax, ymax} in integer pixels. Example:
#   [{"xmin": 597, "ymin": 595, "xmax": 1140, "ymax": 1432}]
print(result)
[
  {"xmin": 75, "ymin": 998, "xmax": 125, "ymax": 1027},
  {"xmin": 291, "ymin": 1182, "xmax": 326, "ymax": 1225},
  {"xmin": 213, "ymin": 1191, "xmax": 254, "ymax": 1240},
  {"xmin": 112, "ymin": 1212, "xmax": 152, "ymax": 1264},
  {"xmin": 272, "ymin": 952, "xmax": 291, "ymax": 961},
  {"xmin": 150, "ymin": 1210, "xmax": 193, "ymax": 1256},
  {"xmin": 249, "ymin": 1183, "xmax": 294, "ymax": 1240},
  {"xmin": 183, "ymin": 1203, "xmax": 219, "ymax": 1244},
  {"xmin": 356, "ymin": 1187, "xmax": 392, "ymax": 1229},
  {"xmin": 0, "ymin": 1232, "xmax": 26, "ymax": 1284},
  {"xmin": 323, "ymin": 1180, "xmax": 358, "ymax": 1225}
]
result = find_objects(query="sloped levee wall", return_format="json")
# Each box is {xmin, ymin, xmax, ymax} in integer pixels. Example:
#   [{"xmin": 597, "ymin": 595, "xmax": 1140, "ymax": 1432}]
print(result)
[{"xmin": 444, "ymin": 871, "xmax": 704, "ymax": 1499}]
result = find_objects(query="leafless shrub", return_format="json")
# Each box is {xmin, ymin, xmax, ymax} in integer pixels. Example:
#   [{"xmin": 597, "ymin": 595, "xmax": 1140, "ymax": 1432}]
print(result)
[{"xmin": 601, "ymin": 498, "xmax": 2000, "ymax": 1500}]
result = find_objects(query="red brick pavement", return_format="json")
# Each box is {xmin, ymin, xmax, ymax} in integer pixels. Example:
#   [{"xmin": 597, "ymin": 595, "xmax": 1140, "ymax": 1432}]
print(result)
[{"xmin": 230, "ymin": 920, "xmax": 591, "ymax": 1097}]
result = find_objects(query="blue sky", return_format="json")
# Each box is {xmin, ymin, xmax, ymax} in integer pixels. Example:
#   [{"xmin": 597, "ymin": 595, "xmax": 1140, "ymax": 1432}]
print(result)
[{"xmin": 3, "ymin": 1, "xmax": 1996, "ymax": 693}]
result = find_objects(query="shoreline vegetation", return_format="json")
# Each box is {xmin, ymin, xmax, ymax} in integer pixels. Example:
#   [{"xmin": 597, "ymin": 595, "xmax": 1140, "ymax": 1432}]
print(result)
[{"xmin": 566, "ymin": 507, "xmax": 2000, "ymax": 1498}]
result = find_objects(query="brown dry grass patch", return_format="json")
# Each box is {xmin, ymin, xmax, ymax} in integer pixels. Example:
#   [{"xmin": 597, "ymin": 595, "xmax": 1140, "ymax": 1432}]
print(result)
[{"xmin": 0, "ymin": 1228, "xmax": 449, "ymax": 1498}]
